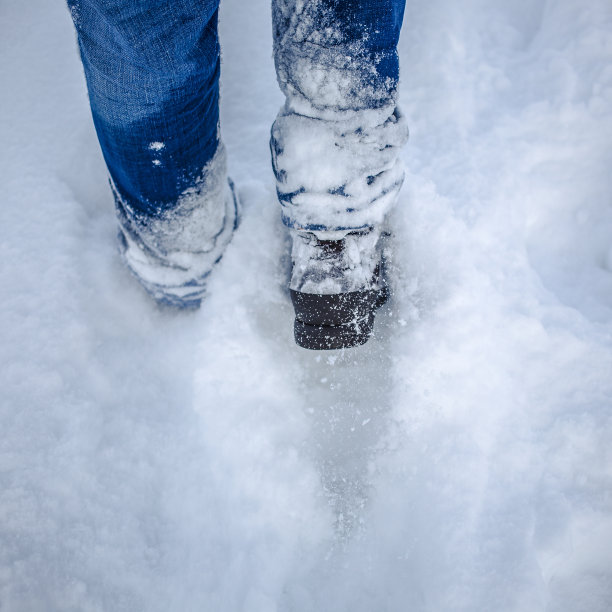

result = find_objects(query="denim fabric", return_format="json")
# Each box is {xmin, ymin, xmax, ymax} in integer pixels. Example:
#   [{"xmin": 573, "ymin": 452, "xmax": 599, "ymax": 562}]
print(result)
[
  {"xmin": 68, "ymin": 0, "xmax": 238, "ymax": 307},
  {"xmin": 273, "ymin": 0, "xmax": 406, "ymax": 115},
  {"xmin": 271, "ymin": 0, "xmax": 409, "ymax": 234},
  {"xmin": 68, "ymin": 0, "xmax": 222, "ymax": 217}
]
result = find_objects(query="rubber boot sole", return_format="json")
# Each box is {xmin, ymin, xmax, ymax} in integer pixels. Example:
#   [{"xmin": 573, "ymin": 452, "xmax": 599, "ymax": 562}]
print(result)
[{"xmin": 290, "ymin": 285, "xmax": 389, "ymax": 350}]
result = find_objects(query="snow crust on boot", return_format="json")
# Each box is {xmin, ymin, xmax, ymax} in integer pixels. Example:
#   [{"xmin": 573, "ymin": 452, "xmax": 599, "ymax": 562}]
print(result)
[{"xmin": 113, "ymin": 144, "xmax": 239, "ymax": 308}]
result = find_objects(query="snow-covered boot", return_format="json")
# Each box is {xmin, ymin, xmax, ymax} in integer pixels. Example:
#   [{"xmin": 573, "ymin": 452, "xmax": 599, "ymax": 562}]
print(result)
[
  {"xmin": 114, "ymin": 164, "xmax": 240, "ymax": 309},
  {"xmin": 289, "ymin": 227, "xmax": 389, "ymax": 349}
]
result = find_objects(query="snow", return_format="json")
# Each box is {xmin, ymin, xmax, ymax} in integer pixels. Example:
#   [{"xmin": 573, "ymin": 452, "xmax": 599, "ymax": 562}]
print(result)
[
  {"xmin": 1, "ymin": 0, "xmax": 612, "ymax": 610},
  {"xmin": 115, "ymin": 143, "xmax": 235, "ymax": 305},
  {"xmin": 271, "ymin": 106, "xmax": 408, "ymax": 233}
]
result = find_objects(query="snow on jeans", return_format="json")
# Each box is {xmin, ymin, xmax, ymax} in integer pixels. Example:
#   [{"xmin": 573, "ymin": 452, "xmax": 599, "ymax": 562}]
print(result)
[{"xmin": 68, "ymin": 0, "xmax": 408, "ymax": 300}]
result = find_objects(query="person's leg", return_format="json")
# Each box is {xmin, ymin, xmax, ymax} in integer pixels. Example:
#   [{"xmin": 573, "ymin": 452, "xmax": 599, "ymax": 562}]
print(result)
[
  {"xmin": 68, "ymin": 0, "xmax": 237, "ymax": 306},
  {"xmin": 271, "ymin": 0, "xmax": 408, "ymax": 348}
]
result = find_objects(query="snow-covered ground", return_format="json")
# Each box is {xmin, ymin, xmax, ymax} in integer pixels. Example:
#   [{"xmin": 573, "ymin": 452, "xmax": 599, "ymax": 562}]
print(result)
[{"xmin": 2, "ymin": 0, "xmax": 612, "ymax": 610}]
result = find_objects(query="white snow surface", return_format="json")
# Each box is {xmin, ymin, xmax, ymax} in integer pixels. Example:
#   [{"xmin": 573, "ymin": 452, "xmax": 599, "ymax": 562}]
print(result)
[{"xmin": 1, "ymin": 0, "xmax": 612, "ymax": 610}]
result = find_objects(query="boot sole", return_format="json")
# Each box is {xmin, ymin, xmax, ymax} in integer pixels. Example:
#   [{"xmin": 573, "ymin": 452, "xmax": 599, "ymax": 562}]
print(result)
[{"xmin": 290, "ymin": 285, "xmax": 389, "ymax": 350}]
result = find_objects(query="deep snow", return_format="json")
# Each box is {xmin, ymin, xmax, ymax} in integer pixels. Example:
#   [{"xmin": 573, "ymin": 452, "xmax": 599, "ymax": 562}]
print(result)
[{"xmin": 1, "ymin": 0, "xmax": 612, "ymax": 610}]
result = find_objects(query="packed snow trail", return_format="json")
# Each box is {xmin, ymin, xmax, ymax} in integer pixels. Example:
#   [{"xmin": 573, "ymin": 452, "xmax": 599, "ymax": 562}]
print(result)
[{"xmin": 1, "ymin": 0, "xmax": 612, "ymax": 611}]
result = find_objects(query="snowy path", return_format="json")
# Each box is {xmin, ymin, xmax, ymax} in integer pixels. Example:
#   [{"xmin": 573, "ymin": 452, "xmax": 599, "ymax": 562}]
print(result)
[{"xmin": 1, "ymin": 0, "xmax": 612, "ymax": 610}]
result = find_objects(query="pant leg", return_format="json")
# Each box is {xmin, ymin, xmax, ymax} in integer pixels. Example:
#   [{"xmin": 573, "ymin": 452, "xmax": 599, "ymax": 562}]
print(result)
[
  {"xmin": 271, "ymin": 0, "xmax": 409, "ymax": 234},
  {"xmin": 68, "ymin": 0, "xmax": 236, "ymax": 305}
]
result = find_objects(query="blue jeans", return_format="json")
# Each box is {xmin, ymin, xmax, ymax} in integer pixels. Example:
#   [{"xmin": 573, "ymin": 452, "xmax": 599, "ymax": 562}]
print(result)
[{"xmin": 68, "ymin": 0, "xmax": 407, "ymax": 303}]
